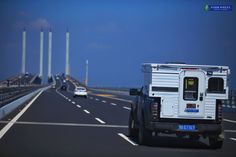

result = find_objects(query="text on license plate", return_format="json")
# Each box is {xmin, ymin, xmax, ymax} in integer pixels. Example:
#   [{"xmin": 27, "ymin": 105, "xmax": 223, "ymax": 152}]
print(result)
[{"xmin": 178, "ymin": 124, "xmax": 196, "ymax": 131}]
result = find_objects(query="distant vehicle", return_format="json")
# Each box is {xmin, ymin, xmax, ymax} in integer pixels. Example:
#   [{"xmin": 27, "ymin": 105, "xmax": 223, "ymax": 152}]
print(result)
[
  {"xmin": 60, "ymin": 83, "xmax": 67, "ymax": 91},
  {"xmin": 129, "ymin": 63, "xmax": 230, "ymax": 149},
  {"xmin": 51, "ymin": 83, "xmax": 56, "ymax": 89},
  {"xmin": 73, "ymin": 86, "xmax": 88, "ymax": 98}
]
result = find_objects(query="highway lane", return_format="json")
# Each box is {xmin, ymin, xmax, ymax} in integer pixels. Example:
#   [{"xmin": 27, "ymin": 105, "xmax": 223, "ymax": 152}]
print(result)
[{"xmin": 0, "ymin": 79, "xmax": 236, "ymax": 156}]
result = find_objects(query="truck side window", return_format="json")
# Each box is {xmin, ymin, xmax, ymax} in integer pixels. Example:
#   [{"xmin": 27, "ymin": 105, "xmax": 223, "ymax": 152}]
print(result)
[
  {"xmin": 183, "ymin": 77, "xmax": 198, "ymax": 101},
  {"xmin": 208, "ymin": 78, "xmax": 224, "ymax": 93}
]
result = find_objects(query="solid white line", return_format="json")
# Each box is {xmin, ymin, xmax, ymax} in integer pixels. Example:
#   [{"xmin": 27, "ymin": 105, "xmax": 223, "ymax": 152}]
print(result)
[
  {"xmin": 102, "ymin": 100, "xmax": 106, "ymax": 103},
  {"xmin": 72, "ymin": 101, "xmax": 75, "ymax": 104},
  {"xmin": 0, "ymin": 90, "xmax": 44, "ymax": 139},
  {"xmin": 224, "ymin": 130, "xmax": 236, "ymax": 133},
  {"xmin": 0, "ymin": 121, "xmax": 128, "ymax": 128},
  {"xmin": 83, "ymin": 110, "xmax": 90, "ymax": 114},
  {"xmin": 230, "ymin": 138, "xmax": 236, "ymax": 141},
  {"xmin": 123, "ymin": 106, "xmax": 131, "ymax": 110},
  {"xmin": 95, "ymin": 118, "xmax": 106, "ymax": 124},
  {"xmin": 223, "ymin": 119, "xmax": 236, "ymax": 124},
  {"xmin": 111, "ymin": 103, "xmax": 117, "ymax": 106},
  {"xmin": 76, "ymin": 105, "xmax": 81, "ymax": 108},
  {"xmin": 118, "ymin": 133, "xmax": 138, "ymax": 146}
]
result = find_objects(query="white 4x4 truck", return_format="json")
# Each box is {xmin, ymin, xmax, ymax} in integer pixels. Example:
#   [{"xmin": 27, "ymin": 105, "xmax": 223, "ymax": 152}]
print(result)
[{"xmin": 129, "ymin": 63, "xmax": 230, "ymax": 148}]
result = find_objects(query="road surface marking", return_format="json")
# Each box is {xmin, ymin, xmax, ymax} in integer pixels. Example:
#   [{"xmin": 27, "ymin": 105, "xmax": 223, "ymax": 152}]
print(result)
[
  {"xmin": 0, "ymin": 90, "xmax": 44, "ymax": 139},
  {"xmin": 89, "ymin": 93, "xmax": 132, "ymax": 103},
  {"xmin": 230, "ymin": 138, "xmax": 236, "ymax": 141},
  {"xmin": 68, "ymin": 99, "xmax": 71, "ymax": 102},
  {"xmin": 83, "ymin": 110, "xmax": 90, "ymax": 114},
  {"xmin": 76, "ymin": 105, "xmax": 81, "ymax": 108},
  {"xmin": 72, "ymin": 101, "xmax": 75, "ymax": 104},
  {"xmin": 0, "ymin": 121, "xmax": 128, "ymax": 128},
  {"xmin": 95, "ymin": 98, "xmax": 99, "ymax": 101},
  {"xmin": 118, "ymin": 133, "xmax": 138, "ymax": 146},
  {"xmin": 223, "ymin": 119, "xmax": 236, "ymax": 124},
  {"xmin": 95, "ymin": 118, "xmax": 106, "ymax": 124},
  {"xmin": 224, "ymin": 130, "xmax": 236, "ymax": 133},
  {"xmin": 111, "ymin": 103, "xmax": 117, "ymax": 106},
  {"xmin": 90, "ymin": 97, "xmax": 93, "ymax": 99},
  {"xmin": 123, "ymin": 106, "xmax": 131, "ymax": 110},
  {"xmin": 102, "ymin": 100, "xmax": 106, "ymax": 103}
]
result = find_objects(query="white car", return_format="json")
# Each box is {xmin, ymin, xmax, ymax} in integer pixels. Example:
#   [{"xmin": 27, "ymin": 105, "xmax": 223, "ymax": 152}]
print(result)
[{"xmin": 74, "ymin": 86, "xmax": 88, "ymax": 98}]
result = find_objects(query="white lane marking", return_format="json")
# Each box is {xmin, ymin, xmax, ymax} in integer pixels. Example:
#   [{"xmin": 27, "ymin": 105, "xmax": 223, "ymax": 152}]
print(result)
[
  {"xmin": 223, "ymin": 119, "xmax": 236, "ymax": 124},
  {"xmin": 95, "ymin": 118, "xmax": 106, "ymax": 124},
  {"xmin": 95, "ymin": 98, "xmax": 99, "ymax": 101},
  {"xmin": 111, "ymin": 103, "xmax": 117, "ymax": 106},
  {"xmin": 118, "ymin": 133, "xmax": 138, "ymax": 146},
  {"xmin": 68, "ymin": 99, "xmax": 71, "ymax": 102},
  {"xmin": 102, "ymin": 100, "xmax": 106, "ymax": 103},
  {"xmin": 83, "ymin": 110, "xmax": 90, "ymax": 114},
  {"xmin": 230, "ymin": 138, "xmax": 236, "ymax": 141},
  {"xmin": 90, "ymin": 97, "xmax": 93, "ymax": 99},
  {"xmin": 123, "ymin": 106, "xmax": 131, "ymax": 110},
  {"xmin": 0, "ymin": 90, "xmax": 44, "ymax": 139},
  {"xmin": 0, "ymin": 121, "xmax": 128, "ymax": 128},
  {"xmin": 76, "ymin": 105, "xmax": 81, "ymax": 108},
  {"xmin": 225, "ymin": 130, "xmax": 236, "ymax": 133},
  {"xmin": 72, "ymin": 101, "xmax": 75, "ymax": 104}
]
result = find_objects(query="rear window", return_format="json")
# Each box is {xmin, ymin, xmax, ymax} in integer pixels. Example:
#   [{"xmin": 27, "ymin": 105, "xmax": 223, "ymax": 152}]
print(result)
[
  {"xmin": 183, "ymin": 77, "xmax": 198, "ymax": 101},
  {"xmin": 208, "ymin": 78, "xmax": 224, "ymax": 93},
  {"xmin": 77, "ymin": 87, "xmax": 86, "ymax": 91}
]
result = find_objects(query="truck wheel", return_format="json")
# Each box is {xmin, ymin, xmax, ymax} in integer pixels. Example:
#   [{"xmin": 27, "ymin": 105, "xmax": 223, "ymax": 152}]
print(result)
[
  {"xmin": 128, "ymin": 112, "xmax": 138, "ymax": 137},
  {"xmin": 138, "ymin": 115, "xmax": 151, "ymax": 145},
  {"xmin": 209, "ymin": 136, "xmax": 223, "ymax": 149}
]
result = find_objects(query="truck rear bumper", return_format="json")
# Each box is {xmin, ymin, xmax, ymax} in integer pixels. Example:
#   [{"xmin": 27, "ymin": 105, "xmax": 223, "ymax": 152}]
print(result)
[{"xmin": 146, "ymin": 121, "xmax": 222, "ymax": 134}]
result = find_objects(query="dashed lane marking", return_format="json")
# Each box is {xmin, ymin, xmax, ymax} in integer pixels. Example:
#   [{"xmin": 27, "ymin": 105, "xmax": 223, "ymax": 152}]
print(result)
[
  {"xmin": 118, "ymin": 133, "xmax": 138, "ymax": 146},
  {"xmin": 95, "ymin": 118, "xmax": 106, "ymax": 124},
  {"xmin": 95, "ymin": 98, "xmax": 99, "ymax": 101},
  {"xmin": 76, "ymin": 105, "xmax": 81, "ymax": 108},
  {"xmin": 230, "ymin": 138, "xmax": 236, "ymax": 141},
  {"xmin": 68, "ymin": 99, "xmax": 71, "ymax": 102},
  {"xmin": 83, "ymin": 110, "xmax": 90, "ymax": 114},
  {"xmin": 123, "ymin": 106, "xmax": 131, "ymax": 110},
  {"xmin": 102, "ymin": 100, "xmax": 106, "ymax": 103},
  {"xmin": 72, "ymin": 101, "xmax": 75, "ymax": 104},
  {"xmin": 111, "ymin": 103, "xmax": 117, "ymax": 106}
]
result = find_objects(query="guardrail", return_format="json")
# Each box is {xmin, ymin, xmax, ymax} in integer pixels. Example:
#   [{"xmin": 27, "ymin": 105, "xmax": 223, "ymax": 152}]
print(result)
[
  {"xmin": 0, "ymin": 85, "xmax": 42, "ymax": 107},
  {"xmin": 0, "ymin": 85, "xmax": 50, "ymax": 119}
]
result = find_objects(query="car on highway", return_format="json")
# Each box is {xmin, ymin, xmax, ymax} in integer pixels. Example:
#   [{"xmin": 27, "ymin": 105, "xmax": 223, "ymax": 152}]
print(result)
[{"xmin": 73, "ymin": 86, "xmax": 88, "ymax": 98}]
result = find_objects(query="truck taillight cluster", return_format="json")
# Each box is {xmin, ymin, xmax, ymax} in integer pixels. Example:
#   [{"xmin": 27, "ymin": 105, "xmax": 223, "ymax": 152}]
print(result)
[
  {"xmin": 151, "ymin": 102, "xmax": 159, "ymax": 121},
  {"xmin": 217, "ymin": 100, "xmax": 222, "ymax": 123}
]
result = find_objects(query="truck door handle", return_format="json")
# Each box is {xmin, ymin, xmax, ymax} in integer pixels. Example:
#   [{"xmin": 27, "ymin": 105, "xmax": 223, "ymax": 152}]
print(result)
[{"xmin": 199, "ymin": 93, "xmax": 203, "ymax": 101}]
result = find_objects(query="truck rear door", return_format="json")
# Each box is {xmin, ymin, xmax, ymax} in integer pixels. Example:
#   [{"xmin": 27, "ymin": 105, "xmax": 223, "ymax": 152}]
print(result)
[{"xmin": 178, "ymin": 70, "xmax": 206, "ymax": 118}]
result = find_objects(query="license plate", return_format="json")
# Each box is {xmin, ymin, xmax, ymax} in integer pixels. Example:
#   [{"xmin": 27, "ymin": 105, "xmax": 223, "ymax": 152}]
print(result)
[{"xmin": 178, "ymin": 124, "xmax": 196, "ymax": 131}]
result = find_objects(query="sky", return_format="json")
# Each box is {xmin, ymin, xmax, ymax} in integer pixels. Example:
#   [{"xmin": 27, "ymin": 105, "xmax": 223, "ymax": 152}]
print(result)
[{"xmin": 0, "ymin": 0, "xmax": 235, "ymax": 89}]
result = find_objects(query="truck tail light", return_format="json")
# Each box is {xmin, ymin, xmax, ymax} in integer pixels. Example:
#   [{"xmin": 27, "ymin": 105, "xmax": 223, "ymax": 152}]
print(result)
[
  {"xmin": 151, "ymin": 102, "xmax": 159, "ymax": 121},
  {"xmin": 217, "ymin": 100, "xmax": 222, "ymax": 122}
]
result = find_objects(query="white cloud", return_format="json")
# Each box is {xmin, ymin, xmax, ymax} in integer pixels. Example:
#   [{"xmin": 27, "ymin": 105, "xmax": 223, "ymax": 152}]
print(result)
[
  {"xmin": 13, "ymin": 18, "xmax": 51, "ymax": 30},
  {"xmin": 29, "ymin": 18, "xmax": 51, "ymax": 30}
]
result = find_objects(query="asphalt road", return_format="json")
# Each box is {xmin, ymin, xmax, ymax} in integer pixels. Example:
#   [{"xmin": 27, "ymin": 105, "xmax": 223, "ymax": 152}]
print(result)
[{"xmin": 0, "ymin": 78, "xmax": 236, "ymax": 157}]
